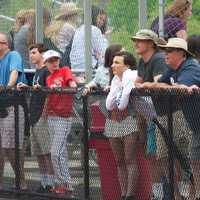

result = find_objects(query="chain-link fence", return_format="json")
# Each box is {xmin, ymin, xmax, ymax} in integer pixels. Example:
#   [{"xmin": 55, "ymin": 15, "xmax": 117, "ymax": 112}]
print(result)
[
  {"xmin": 0, "ymin": 87, "xmax": 198, "ymax": 199},
  {"xmin": 0, "ymin": 1, "xmax": 200, "ymax": 200},
  {"xmin": 0, "ymin": 88, "xmax": 85, "ymax": 200},
  {"xmin": 0, "ymin": 1, "xmax": 199, "ymax": 70}
]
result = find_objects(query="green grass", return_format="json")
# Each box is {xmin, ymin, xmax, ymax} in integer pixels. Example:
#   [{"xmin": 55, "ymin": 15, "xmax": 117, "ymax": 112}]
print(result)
[{"xmin": 0, "ymin": 0, "xmax": 53, "ymax": 32}]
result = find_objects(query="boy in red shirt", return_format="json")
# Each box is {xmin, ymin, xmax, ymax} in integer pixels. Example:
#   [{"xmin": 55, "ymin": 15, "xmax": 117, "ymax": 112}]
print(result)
[{"xmin": 43, "ymin": 50, "xmax": 77, "ymax": 194}]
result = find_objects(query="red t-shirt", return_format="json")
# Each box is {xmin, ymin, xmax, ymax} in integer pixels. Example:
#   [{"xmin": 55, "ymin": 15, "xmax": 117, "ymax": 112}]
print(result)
[{"xmin": 46, "ymin": 67, "xmax": 75, "ymax": 117}]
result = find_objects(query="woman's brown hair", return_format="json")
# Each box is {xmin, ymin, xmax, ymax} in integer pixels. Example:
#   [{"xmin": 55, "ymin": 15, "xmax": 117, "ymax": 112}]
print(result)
[
  {"xmin": 104, "ymin": 44, "xmax": 123, "ymax": 84},
  {"xmin": 165, "ymin": 0, "xmax": 192, "ymax": 21}
]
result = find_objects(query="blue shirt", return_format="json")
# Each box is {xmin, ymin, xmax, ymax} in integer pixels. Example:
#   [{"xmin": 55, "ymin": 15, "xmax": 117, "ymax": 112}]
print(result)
[
  {"xmin": 0, "ymin": 51, "xmax": 26, "ymax": 86},
  {"xmin": 159, "ymin": 58, "xmax": 200, "ymax": 134},
  {"xmin": 159, "ymin": 58, "xmax": 200, "ymax": 86}
]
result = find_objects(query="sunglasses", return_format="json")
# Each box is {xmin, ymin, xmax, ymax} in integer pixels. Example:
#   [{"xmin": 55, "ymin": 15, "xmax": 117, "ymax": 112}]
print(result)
[{"xmin": 164, "ymin": 48, "xmax": 181, "ymax": 53}]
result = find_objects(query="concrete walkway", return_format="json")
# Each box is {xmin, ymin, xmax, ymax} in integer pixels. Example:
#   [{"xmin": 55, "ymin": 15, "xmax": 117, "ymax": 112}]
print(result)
[{"xmin": 0, "ymin": 144, "xmax": 101, "ymax": 200}]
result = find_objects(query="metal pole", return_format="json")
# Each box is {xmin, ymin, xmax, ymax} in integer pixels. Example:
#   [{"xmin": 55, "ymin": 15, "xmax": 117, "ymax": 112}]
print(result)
[
  {"xmin": 14, "ymin": 102, "xmax": 20, "ymax": 190},
  {"xmin": 167, "ymin": 97, "xmax": 175, "ymax": 199},
  {"xmin": 138, "ymin": 0, "xmax": 147, "ymax": 29},
  {"xmin": 84, "ymin": 0, "xmax": 92, "ymax": 83},
  {"xmin": 35, "ymin": 0, "xmax": 44, "ymax": 43},
  {"xmin": 159, "ymin": 0, "xmax": 165, "ymax": 38},
  {"xmin": 82, "ymin": 96, "xmax": 90, "ymax": 200}
]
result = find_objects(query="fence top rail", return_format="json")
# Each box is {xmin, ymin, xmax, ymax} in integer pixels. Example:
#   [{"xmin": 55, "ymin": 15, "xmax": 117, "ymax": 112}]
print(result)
[
  {"xmin": 86, "ymin": 88, "xmax": 200, "ymax": 97},
  {"xmin": 0, "ymin": 86, "xmax": 77, "ymax": 95},
  {"xmin": 0, "ymin": 87, "xmax": 200, "ymax": 97},
  {"xmin": 131, "ymin": 88, "xmax": 196, "ymax": 97}
]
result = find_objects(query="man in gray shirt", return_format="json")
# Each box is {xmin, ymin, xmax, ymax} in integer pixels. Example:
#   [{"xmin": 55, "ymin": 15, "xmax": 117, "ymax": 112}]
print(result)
[{"xmin": 132, "ymin": 29, "xmax": 168, "ymax": 199}]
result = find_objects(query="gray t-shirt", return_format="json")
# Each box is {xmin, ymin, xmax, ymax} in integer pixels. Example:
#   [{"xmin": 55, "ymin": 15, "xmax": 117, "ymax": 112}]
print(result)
[
  {"xmin": 14, "ymin": 25, "xmax": 32, "ymax": 69},
  {"xmin": 138, "ymin": 51, "xmax": 168, "ymax": 82}
]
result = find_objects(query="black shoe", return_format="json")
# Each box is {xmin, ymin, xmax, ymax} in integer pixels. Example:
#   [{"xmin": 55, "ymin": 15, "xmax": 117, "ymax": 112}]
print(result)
[
  {"xmin": 180, "ymin": 195, "xmax": 187, "ymax": 200},
  {"xmin": 125, "ymin": 196, "xmax": 135, "ymax": 200},
  {"xmin": 45, "ymin": 185, "xmax": 53, "ymax": 192},
  {"xmin": 0, "ymin": 108, "xmax": 8, "ymax": 118},
  {"xmin": 36, "ymin": 185, "xmax": 52, "ymax": 193},
  {"xmin": 121, "ymin": 196, "xmax": 126, "ymax": 200}
]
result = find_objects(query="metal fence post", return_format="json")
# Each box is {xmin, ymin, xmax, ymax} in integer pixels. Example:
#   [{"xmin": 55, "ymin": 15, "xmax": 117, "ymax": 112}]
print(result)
[
  {"xmin": 82, "ymin": 95, "xmax": 89, "ymax": 200},
  {"xmin": 14, "ymin": 102, "xmax": 20, "ymax": 190},
  {"xmin": 84, "ymin": 0, "xmax": 92, "ymax": 83},
  {"xmin": 159, "ymin": 0, "xmax": 165, "ymax": 38},
  {"xmin": 138, "ymin": 0, "xmax": 147, "ymax": 29},
  {"xmin": 167, "ymin": 97, "xmax": 175, "ymax": 199},
  {"xmin": 35, "ymin": 0, "xmax": 44, "ymax": 43}
]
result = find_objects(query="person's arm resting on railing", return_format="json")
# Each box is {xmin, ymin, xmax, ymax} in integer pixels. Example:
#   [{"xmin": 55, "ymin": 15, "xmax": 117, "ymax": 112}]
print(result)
[{"xmin": 7, "ymin": 70, "xmax": 18, "ymax": 87}]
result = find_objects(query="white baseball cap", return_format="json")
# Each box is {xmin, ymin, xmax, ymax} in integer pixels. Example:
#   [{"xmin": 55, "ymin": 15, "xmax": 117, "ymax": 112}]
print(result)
[{"xmin": 43, "ymin": 50, "xmax": 61, "ymax": 63}]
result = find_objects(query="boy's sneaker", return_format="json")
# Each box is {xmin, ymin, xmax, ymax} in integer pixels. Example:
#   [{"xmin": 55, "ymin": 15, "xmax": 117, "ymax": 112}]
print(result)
[
  {"xmin": 45, "ymin": 185, "xmax": 53, "ymax": 192},
  {"xmin": 50, "ymin": 186, "xmax": 73, "ymax": 195},
  {"xmin": 50, "ymin": 185, "xmax": 73, "ymax": 194}
]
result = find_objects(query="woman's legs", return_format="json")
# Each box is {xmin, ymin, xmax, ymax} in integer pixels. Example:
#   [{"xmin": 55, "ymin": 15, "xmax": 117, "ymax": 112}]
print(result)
[
  {"xmin": 109, "ymin": 137, "xmax": 127, "ymax": 197},
  {"xmin": 124, "ymin": 133, "xmax": 138, "ymax": 197},
  {"xmin": 109, "ymin": 132, "xmax": 138, "ymax": 197},
  {"xmin": 191, "ymin": 160, "xmax": 200, "ymax": 199}
]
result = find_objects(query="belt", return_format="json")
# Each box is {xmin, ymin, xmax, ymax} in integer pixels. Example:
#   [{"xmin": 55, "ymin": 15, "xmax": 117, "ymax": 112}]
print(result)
[{"xmin": 109, "ymin": 108, "xmax": 129, "ymax": 122}]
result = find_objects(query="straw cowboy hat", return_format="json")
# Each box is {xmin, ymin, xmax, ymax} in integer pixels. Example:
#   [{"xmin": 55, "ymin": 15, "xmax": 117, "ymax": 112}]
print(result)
[
  {"xmin": 159, "ymin": 37, "xmax": 193, "ymax": 56},
  {"xmin": 55, "ymin": 2, "xmax": 81, "ymax": 20},
  {"xmin": 131, "ymin": 29, "xmax": 166, "ymax": 45}
]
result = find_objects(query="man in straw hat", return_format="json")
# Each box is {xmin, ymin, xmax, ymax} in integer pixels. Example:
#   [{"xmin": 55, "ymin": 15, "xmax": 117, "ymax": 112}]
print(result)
[
  {"xmin": 131, "ymin": 29, "xmax": 168, "ymax": 199},
  {"xmin": 138, "ymin": 37, "xmax": 200, "ymax": 199}
]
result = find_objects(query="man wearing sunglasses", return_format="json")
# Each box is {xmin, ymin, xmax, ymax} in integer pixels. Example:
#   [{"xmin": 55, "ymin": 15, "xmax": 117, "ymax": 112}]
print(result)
[
  {"xmin": 139, "ymin": 37, "xmax": 200, "ymax": 200},
  {"xmin": 0, "ymin": 32, "xmax": 27, "ymax": 190}
]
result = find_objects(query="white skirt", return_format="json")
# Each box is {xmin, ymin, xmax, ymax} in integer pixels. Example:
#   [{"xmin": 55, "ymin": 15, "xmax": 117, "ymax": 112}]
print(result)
[{"xmin": 104, "ymin": 116, "xmax": 137, "ymax": 138}]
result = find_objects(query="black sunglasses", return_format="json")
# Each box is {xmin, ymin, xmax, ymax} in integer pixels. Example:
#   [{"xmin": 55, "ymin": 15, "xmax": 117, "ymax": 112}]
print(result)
[{"xmin": 164, "ymin": 48, "xmax": 182, "ymax": 53}]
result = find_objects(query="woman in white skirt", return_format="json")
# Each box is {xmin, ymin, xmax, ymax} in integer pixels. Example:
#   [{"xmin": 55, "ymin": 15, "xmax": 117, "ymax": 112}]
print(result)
[{"xmin": 105, "ymin": 51, "xmax": 138, "ymax": 200}]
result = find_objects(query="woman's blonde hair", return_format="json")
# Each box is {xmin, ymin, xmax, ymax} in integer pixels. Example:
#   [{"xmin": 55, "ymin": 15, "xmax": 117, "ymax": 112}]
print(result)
[
  {"xmin": 12, "ymin": 9, "xmax": 31, "ymax": 32},
  {"xmin": 24, "ymin": 9, "xmax": 36, "ymax": 46},
  {"xmin": 45, "ymin": 14, "xmax": 77, "ymax": 44},
  {"xmin": 13, "ymin": 8, "xmax": 51, "ymax": 46},
  {"xmin": 165, "ymin": 0, "xmax": 192, "ymax": 21}
]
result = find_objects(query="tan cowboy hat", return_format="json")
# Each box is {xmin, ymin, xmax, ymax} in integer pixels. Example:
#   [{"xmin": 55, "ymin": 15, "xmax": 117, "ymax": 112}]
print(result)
[
  {"xmin": 159, "ymin": 37, "xmax": 193, "ymax": 56},
  {"xmin": 55, "ymin": 2, "xmax": 81, "ymax": 20},
  {"xmin": 131, "ymin": 29, "xmax": 166, "ymax": 45}
]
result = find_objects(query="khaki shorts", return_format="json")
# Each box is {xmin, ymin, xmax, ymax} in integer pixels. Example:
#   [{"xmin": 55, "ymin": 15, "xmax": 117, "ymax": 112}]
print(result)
[
  {"xmin": 156, "ymin": 110, "xmax": 192, "ymax": 159},
  {"xmin": 0, "ymin": 106, "xmax": 24, "ymax": 149},
  {"xmin": 31, "ymin": 118, "xmax": 50, "ymax": 156}
]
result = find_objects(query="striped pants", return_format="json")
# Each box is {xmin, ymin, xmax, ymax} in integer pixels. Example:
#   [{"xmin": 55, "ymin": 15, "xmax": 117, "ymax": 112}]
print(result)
[{"xmin": 48, "ymin": 116, "xmax": 72, "ymax": 184}]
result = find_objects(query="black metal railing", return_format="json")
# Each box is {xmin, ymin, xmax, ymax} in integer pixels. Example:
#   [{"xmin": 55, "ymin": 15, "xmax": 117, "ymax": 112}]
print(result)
[{"xmin": 0, "ymin": 87, "xmax": 198, "ymax": 200}]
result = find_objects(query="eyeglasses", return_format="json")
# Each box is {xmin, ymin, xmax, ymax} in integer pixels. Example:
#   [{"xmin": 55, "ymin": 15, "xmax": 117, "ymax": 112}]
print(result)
[
  {"xmin": 164, "ymin": 48, "xmax": 175, "ymax": 53},
  {"xmin": 164, "ymin": 48, "xmax": 181, "ymax": 53}
]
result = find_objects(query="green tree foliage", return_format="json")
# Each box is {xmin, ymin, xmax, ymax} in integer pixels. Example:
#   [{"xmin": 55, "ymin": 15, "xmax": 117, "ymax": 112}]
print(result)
[
  {"xmin": 106, "ymin": 0, "xmax": 200, "ymax": 52},
  {"xmin": 107, "ymin": 0, "xmax": 138, "ymax": 34}
]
